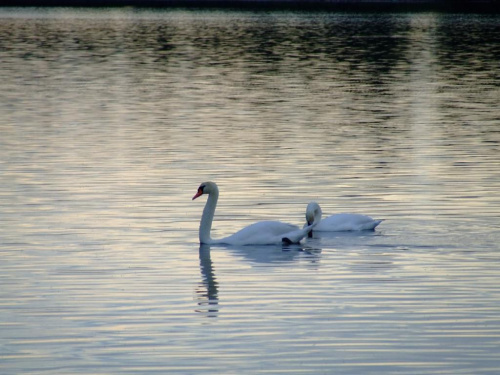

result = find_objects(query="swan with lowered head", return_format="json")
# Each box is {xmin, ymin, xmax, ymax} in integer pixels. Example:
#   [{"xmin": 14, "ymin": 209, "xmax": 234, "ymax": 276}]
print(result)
[
  {"xmin": 192, "ymin": 181, "xmax": 315, "ymax": 245},
  {"xmin": 305, "ymin": 202, "xmax": 383, "ymax": 232}
]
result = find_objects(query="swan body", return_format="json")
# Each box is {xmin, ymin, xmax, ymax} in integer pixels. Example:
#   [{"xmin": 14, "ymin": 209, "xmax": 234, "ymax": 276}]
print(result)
[
  {"xmin": 193, "ymin": 182, "xmax": 314, "ymax": 245},
  {"xmin": 305, "ymin": 202, "xmax": 382, "ymax": 232}
]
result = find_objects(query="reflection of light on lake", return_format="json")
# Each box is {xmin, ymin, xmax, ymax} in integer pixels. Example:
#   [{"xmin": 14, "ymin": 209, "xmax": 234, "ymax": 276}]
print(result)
[{"xmin": 1, "ymin": 8, "xmax": 499, "ymax": 375}]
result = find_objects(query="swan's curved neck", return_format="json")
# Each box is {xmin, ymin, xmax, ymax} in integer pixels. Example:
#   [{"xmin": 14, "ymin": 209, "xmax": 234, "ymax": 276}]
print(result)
[{"xmin": 199, "ymin": 189, "xmax": 218, "ymax": 244}]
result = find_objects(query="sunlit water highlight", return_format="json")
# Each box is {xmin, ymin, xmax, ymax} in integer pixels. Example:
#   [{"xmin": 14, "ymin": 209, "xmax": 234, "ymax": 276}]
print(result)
[{"xmin": 1, "ymin": 8, "xmax": 499, "ymax": 374}]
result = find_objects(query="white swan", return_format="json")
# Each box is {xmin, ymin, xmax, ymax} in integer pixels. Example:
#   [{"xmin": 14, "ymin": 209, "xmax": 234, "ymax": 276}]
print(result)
[
  {"xmin": 305, "ymin": 202, "xmax": 383, "ymax": 232},
  {"xmin": 192, "ymin": 181, "xmax": 315, "ymax": 245}
]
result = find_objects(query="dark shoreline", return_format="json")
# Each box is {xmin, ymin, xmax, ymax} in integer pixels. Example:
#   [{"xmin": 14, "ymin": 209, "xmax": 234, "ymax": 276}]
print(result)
[{"xmin": 1, "ymin": 0, "xmax": 499, "ymax": 13}]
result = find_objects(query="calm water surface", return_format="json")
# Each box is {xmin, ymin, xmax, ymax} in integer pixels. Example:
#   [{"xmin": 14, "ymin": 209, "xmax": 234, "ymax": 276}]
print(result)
[{"xmin": 1, "ymin": 7, "xmax": 499, "ymax": 374}]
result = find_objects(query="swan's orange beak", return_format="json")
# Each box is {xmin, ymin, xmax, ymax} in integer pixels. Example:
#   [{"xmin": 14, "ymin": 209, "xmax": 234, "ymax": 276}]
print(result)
[{"xmin": 192, "ymin": 188, "xmax": 203, "ymax": 200}]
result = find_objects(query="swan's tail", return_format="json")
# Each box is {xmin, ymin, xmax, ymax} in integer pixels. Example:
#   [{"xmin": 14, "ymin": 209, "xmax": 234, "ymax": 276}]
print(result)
[
  {"xmin": 282, "ymin": 222, "xmax": 316, "ymax": 244},
  {"xmin": 369, "ymin": 219, "xmax": 384, "ymax": 230}
]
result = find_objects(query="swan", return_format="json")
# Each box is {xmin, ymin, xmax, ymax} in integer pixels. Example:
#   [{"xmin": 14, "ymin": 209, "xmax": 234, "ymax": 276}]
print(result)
[
  {"xmin": 192, "ymin": 181, "xmax": 315, "ymax": 245},
  {"xmin": 305, "ymin": 202, "xmax": 383, "ymax": 232}
]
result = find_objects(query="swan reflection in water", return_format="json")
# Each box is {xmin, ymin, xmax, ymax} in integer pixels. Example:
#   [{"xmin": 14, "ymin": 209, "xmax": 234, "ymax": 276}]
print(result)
[
  {"xmin": 196, "ymin": 244, "xmax": 219, "ymax": 318},
  {"xmin": 195, "ymin": 243, "xmax": 322, "ymax": 318},
  {"xmin": 220, "ymin": 242, "xmax": 322, "ymax": 264}
]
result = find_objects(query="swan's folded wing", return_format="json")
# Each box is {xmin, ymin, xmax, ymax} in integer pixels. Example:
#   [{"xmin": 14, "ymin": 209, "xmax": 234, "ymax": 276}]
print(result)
[
  {"xmin": 222, "ymin": 221, "xmax": 300, "ymax": 246},
  {"xmin": 318, "ymin": 213, "xmax": 382, "ymax": 231}
]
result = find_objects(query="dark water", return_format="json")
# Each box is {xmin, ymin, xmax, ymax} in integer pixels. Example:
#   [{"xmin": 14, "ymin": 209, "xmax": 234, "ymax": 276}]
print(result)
[{"xmin": 1, "ymin": 8, "xmax": 499, "ymax": 374}]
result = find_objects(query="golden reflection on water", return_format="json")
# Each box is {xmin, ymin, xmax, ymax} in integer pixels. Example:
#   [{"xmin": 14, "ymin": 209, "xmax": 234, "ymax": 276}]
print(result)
[{"xmin": 1, "ymin": 8, "xmax": 499, "ymax": 375}]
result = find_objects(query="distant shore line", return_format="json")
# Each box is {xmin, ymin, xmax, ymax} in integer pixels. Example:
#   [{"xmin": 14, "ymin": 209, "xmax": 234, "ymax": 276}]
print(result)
[{"xmin": 2, "ymin": 0, "xmax": 499, "ymax": 12}]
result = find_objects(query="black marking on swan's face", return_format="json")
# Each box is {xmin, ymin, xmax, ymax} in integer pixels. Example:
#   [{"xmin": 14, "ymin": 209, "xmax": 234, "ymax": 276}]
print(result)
[
  {"xmin": 193, "ymin": 183, "xmax": 207, "ymax": 200},
  {"xmin": 196, "ymin": 183, "xmax": 208, "ymax": 196}
]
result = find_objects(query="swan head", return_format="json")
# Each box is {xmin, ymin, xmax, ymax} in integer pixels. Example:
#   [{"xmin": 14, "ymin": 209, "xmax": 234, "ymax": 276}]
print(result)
[
  {"xmin": 305, "ymin": 201, "xmax": 322, "ymax": 226},
  {"xmin": 192, "ymin": 181, "xmax": 218, "ymax": 200}
]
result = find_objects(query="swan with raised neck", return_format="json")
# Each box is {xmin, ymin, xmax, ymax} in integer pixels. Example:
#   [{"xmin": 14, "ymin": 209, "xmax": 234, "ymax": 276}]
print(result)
[{"xmin": 193, "ymin": 181, "xmax": 314, "ymax": 245}]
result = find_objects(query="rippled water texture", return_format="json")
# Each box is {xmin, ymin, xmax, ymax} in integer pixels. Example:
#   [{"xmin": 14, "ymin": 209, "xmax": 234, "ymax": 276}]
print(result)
[{"xmin": 1, "ymin": 8, "xmax": 500, "ymax": 374}]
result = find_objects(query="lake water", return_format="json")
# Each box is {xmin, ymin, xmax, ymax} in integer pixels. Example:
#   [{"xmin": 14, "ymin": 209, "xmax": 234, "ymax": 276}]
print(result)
[{"xmin": 1, "ymin": 7, "xmax": 500, "ymax": 374}]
